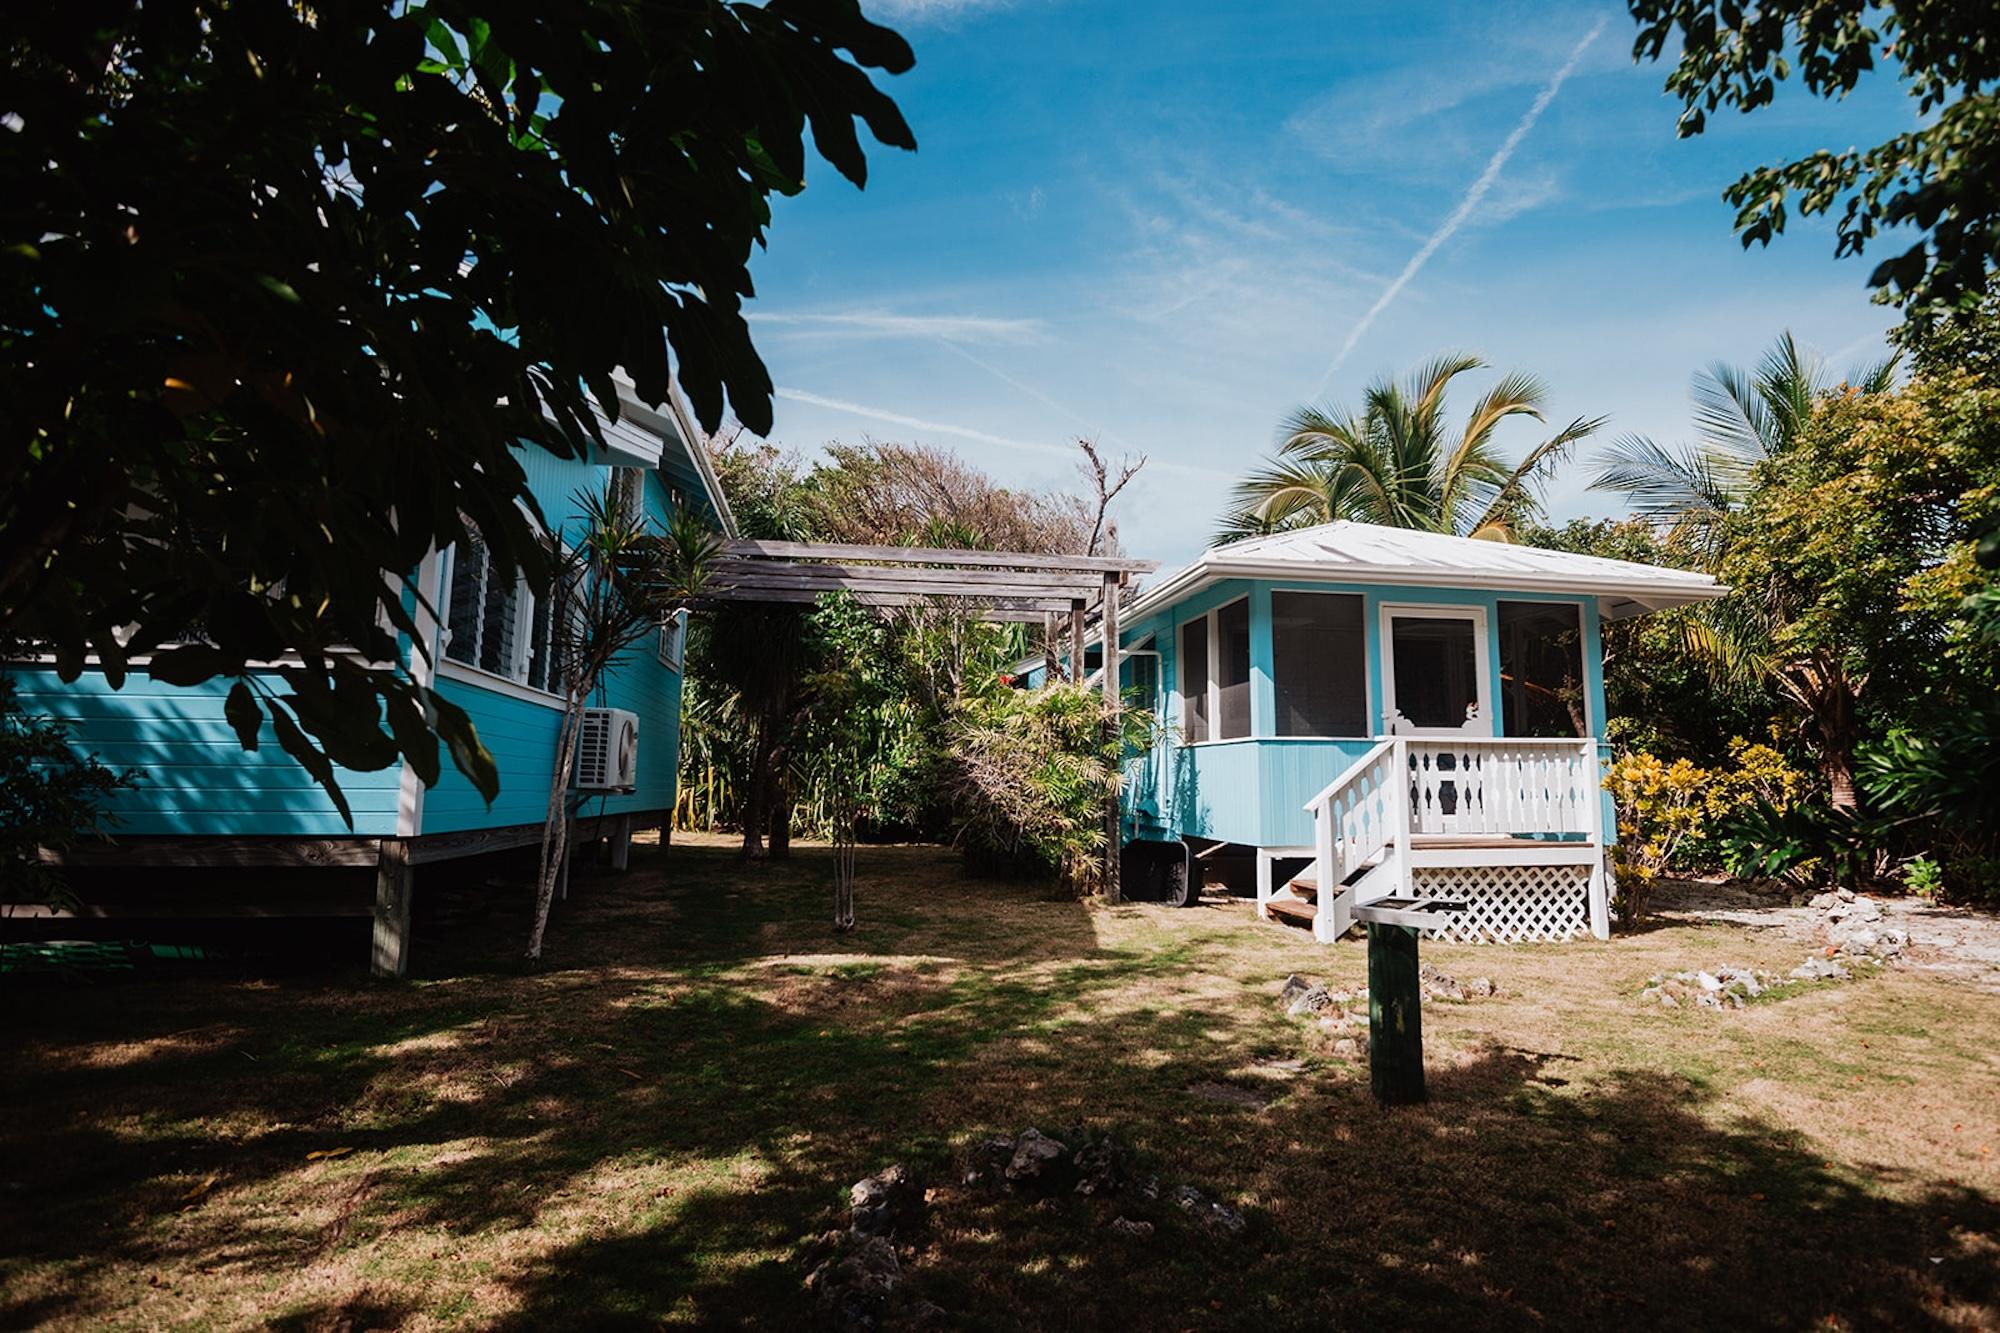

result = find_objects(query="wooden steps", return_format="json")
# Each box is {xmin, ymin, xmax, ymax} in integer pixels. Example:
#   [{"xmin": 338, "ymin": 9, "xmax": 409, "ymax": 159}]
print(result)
[{"xmin": 1265, "ymin": 895, "xmax": 1317, "ymax": 927}]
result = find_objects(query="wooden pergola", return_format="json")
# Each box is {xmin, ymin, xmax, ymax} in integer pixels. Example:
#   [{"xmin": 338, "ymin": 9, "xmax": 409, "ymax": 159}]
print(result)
[{"xmin": 693, "ymin": 538, "xmax": 1159, "ymax": 899}]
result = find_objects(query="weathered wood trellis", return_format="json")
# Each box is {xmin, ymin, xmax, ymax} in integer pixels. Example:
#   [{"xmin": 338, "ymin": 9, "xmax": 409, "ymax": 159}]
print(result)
[{"xmin": 693, "ymin": 539, "xmax": 1157, "ymax": 898}]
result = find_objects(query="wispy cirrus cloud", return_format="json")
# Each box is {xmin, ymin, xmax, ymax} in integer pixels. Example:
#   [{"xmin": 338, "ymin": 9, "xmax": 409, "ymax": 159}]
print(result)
[
  {"xmin": 1312, "ymin": 15, "xmax": 1608, "ymax": 392},
  {"xmin": 863, "ymin": 0, "xmax": 1017, "ymax": 24},
  {"xmin": 749, "ymin": 310, "xmax": 1046, "ymax": 344},
  {"xmin": 775, "ymin": 386, "xmax": 1076, "ymax": 461}
]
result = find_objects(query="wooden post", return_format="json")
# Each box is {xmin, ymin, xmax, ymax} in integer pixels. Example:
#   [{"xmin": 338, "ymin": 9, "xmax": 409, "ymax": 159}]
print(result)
[
  {"xmin": 370, "ymin": 838, "xmax": 413, "ymax": 979},
  {"xmin": 1069, "ymin": 599, "xmax": 1087, "ymax": 683},
  {"xmin": 610, "ymin": 813, "xmax": 633, "ymax": 872},
  {"xmin": 1101, "ymin": 572, "xmax": 1122, "ymax": 904},
  {"xmin": 1367, "ymin": 923, "xmax": 1425, "ymax": 1105},
  {"xmin": 1043, "ymin": 612, "xmax": 1059, "ymax": 685}
]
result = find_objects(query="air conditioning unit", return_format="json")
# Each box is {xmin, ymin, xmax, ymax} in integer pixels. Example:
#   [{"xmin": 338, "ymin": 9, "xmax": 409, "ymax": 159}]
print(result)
[{"xmin": 577, "ymin": 707, "xmax": 640, "ymax": 791}]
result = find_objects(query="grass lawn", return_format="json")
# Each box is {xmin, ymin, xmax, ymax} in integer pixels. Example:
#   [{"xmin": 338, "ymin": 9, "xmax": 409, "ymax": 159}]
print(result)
[{"xmin": 3, "ymin": 832, "xmax": 1997, "ymax": 1330}]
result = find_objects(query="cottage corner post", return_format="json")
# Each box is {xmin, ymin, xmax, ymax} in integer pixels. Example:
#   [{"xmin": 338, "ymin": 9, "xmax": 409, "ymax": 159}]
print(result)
[
  {"xmin": 370, "ymin": 837, "xmax": 413, "ymax": 979},
  {"xmin": 1101, "ymin": 571, "xmax": 1122, "ymax": 904}
]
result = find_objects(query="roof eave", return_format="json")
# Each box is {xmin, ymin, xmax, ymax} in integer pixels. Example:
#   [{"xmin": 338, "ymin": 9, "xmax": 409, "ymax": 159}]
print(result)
[{"xmin": 1126, "ymin": 556, "xmax": 1722, "ymax": 623}]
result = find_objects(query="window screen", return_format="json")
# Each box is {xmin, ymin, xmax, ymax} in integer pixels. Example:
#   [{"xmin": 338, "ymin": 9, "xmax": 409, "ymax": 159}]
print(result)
[
  {"xmin": 1215, "ymin": 599, "xmax": 1251, "ymax": 740},
  {"xmin": 1271, "ymin": 592, "xmax": 1366, "ymax": 736},
  {"xmin": 1498, "ymin": 601, "xmax": 1586, "ymax": 737},
  {"xmin": 1179, "ymin": 616, "xmax": 1209, "ymax": 743}
]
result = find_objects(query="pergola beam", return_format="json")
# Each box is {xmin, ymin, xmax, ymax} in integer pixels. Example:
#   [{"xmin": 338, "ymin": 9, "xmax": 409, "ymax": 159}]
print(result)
[{"xmin": 723, "ymin": 538, "xmax": 1156, "ymax": 576}]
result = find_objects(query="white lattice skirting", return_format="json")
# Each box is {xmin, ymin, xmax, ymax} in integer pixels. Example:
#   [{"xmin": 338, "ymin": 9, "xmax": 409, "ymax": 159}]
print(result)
[{"xmin": 1410, "ymin": 863, "xmax": 1593, "ymax": 943}]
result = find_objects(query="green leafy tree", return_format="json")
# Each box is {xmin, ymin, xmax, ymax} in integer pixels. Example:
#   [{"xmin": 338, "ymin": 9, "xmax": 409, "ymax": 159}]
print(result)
[
  {"xmin": 1706, "ymin": 371, "xmax": 2000, "ymax": 808},
  {"xmin": 2, "ymin": 1, "xmax": 913, "ymax": 819},
  {"xmin": 1217, "ymin": 354, "xmax": 1602, "ymax": 544},
  {"xmin": 1629, "ymin": 0, "xmax": 2000, "ymax": 319}
]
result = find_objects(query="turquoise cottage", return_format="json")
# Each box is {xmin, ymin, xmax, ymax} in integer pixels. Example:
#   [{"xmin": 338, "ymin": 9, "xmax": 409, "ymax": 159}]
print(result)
[
  {"xmin": 13, "ymin": 377, "xmax": 734, "ymax": 973},
  {"xmin": 1109, "ymin": 522, "xmax": 1722, "ymax": 943}
]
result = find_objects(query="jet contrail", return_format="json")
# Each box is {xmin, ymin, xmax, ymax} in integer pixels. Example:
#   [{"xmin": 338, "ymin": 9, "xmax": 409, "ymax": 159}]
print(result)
[{"xmin": 1313, "ymin": 17, "xmax": 1608, "ymax": 396}]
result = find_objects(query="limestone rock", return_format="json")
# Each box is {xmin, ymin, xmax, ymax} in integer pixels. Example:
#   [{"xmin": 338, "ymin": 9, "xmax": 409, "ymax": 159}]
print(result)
[
  {"xmin": 849, "ymin": 1165, "xmax": 921, "ymax": 1239},
  {"xmin": 807, "ymin": 1235, "xmax": 900, "ymax": 1332},
  {"xmin": 1107, "ymin": 1216, "xmax": 1155, "ymax": 1239},
  {"xmin": 1174, "ymin": 1184, "xmax": 1248, "ymax": 1237},
  {"xmin": 1004, "ymin": 1129, "xmax": 1074, "ymax": 1193},
  {"xmin": 1277, "ymin": 974, "xmax": 1313, "ymax": 1007}
]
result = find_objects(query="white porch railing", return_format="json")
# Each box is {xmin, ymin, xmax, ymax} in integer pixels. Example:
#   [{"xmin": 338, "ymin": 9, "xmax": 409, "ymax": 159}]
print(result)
[
  {"xmin": 1403, "ymin": 737, "xmax": 1598, "ymax": 838},
  {"xmin": 1298, "ymin": 736, "xmax": 1610, "ymax": 942}
]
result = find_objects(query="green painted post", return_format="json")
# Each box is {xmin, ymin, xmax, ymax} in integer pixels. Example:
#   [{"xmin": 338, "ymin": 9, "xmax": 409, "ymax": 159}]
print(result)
[{"xmin": 1367, "ymin": 923, "xmax": 1426, "ymax": 1104}]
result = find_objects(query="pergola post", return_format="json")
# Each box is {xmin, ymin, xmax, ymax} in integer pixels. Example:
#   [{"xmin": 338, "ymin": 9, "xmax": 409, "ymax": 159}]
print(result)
[
  {"xmin": 1043, "ymin": 612, "xmax": 1059, "ymax": 685},
  {"xmin": 1069, "ymin": 599, "xmax": 1087, "ymax": 683},
  {"xmin": 1101, "ymin": 571, "xmax": 1122, "ymax": 904}
]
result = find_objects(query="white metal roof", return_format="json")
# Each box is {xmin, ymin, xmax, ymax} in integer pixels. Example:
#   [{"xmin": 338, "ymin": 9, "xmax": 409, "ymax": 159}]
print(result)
[{"xmin": 1127, "ymin": 521, "xmax": 1723, "ymax": 622}]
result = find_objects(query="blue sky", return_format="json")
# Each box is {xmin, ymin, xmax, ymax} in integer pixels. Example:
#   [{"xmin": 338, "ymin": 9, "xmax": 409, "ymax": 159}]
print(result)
[{"xmin": 740, "ymin": 0, "xmax": 1916, "ymax": 565}]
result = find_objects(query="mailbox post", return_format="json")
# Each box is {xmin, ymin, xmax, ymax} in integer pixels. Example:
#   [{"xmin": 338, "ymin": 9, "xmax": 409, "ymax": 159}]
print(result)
[{"xmin": 1351, "ymin": 896, "xmax": 1464, "ymax": 1107}]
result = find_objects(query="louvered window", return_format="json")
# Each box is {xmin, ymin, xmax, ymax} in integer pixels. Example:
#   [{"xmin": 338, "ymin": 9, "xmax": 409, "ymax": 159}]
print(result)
[{"xmin": 444, "ymin": 529, "xmax": 561, "ymax": 691}]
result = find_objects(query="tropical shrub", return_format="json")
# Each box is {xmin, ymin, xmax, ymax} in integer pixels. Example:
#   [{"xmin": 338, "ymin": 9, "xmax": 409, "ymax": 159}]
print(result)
[
  {"xmin": 0, "ymin": 676, "xmax": 134, "ymax": 912},
  {"xmin": 1715, "ymin": 798, "xmax": 1899, "ymax": 891},
  {"xmin": 1604, "ymin": 739, "xmax": 1813, "ymax": 922},
  {"xmin": 947, "ymin": 684, "xmax": 1159, "ymax": 894}
]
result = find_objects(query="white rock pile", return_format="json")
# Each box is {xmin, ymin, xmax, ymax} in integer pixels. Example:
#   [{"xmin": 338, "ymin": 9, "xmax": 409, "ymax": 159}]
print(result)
[
  {"xmin": 1638, "ymin": 966, "xmax": 1782, "ymax": 1009},
  {"xmin": 1809, "ymin": 888, "xmax": 1910, "ymax": 962}
]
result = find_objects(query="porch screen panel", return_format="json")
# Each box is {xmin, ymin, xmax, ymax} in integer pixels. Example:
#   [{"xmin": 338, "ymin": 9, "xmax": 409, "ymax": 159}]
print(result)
[
  {"xmin": 1390, "ymin": 616, "xmax": 1478, "ymax": 729},
  {"xmin": 1498, "ymin": 601, "xmax": 1586, "ymax": 737},
  {"xmin": 1179, "ymin": 617, "xmax": 1210, "ymax": 743},
  {"xmin": 1216, "ymin": 600, "xmax": 1251, "ymax": 740},
  {"xmin": 1271, "ymin": 592, "xmax": 1366, "ymax": 736}
]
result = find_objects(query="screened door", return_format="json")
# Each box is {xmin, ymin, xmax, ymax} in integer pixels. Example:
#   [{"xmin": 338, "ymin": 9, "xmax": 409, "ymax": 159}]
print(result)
[{"xmin": 1381, "ymin": 605, "xmax": 1493, "ymax": 737}]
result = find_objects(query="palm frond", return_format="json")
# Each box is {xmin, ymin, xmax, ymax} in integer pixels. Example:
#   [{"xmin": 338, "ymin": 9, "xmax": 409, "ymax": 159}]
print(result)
[
  {"xmin": 1848, "ymin": 350, "xmax": 1902, "ymax": 395},
  {"xmin": 1690, "ymin": 360, "xmax": 1778, "ymax": 462},
  {"xmin": 1465, "ymin": 413, "xmax": 1605, "ymax": 537},
  {"xmin": 1589, "ymin": 432, "xmax": 1737, "ymax": 518}
]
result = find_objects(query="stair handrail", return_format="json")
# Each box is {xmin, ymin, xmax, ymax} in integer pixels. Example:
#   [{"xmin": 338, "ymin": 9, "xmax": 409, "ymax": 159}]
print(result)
[{"xmin": 1303, "ymin": 737, "xmax": 1403, "ymax": 942}]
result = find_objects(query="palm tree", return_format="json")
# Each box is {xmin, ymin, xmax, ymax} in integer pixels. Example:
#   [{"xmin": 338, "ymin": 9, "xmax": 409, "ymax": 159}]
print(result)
[
  {"xmin": 1216, "ymin": 354, "xmax": 1603, "ymax": 545},
  {"xmin": 1590, "ymin": 331, "xmax": 1901, "ymax": 810},
  {"xmin": 1589, "ymin": 331, "xmax": 1899, "ymax": 555}
]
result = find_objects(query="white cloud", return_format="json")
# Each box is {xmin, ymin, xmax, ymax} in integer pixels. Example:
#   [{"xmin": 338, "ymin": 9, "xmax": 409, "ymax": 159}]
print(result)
[
  {"xmin": 775, "ymin": 386, "xmax": 1077, "ymax": 461},
  {"xmin": 865, "ymin": 0, "xmax": 1014, "ymax": 23},
  {"xmin": 749, "ymin": 310, "xmax": 1046, "ymax": 344},
  {"xmin": 1312, "ymin": 16, "xmax": 1608, "ymax": 392}
]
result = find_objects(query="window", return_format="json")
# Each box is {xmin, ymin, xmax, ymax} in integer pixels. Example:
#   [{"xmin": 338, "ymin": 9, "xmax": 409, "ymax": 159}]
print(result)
[
  {"xmin": 1216, "ymin": 599, "xmax": 1251, "ymax": 739},
  {"xmin": 1498, "ymin": 601, "xmax": 1586, "ymax": 737},
  {"xmin": 1271, "ymin": 592, "xmax": 1366, "ymax": 736},
  {"xmin": 443, "ymin": 530, "xmax": 563, "ymax": 693},
  {"xmin": 1175, "ymin": 599, "xmax": 1251, "ymax": 743},
  {"xmin": 611, "ymin": 466, "xmax": 645, "ymax": 517},
  {"xmin": 658, "ymin": 609, "xmax": 686, "ymax": 672},
  {"xmin": 1179, "ymin": 616, "xmax": 1210, "ymax": 743}
]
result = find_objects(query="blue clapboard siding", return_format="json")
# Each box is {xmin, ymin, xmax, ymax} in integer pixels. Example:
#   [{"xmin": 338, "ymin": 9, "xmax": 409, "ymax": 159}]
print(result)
[
  {"xmin": 419, "ymin": 462, "xmax": 685, "ymax": 834},
  {"xmin": 8, "ymin": 668, "xmax": 404, "ymax": 836},
  {"xmin": 1120, "ymin": 576, "xmax": 1610, "ymax": 851},
  {"xmin": 16, "ymin": 440, "xmax": 695, "ymax": 845}
]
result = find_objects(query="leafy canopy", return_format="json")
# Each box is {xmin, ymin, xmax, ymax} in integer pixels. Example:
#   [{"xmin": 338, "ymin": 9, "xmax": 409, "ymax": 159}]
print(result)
[
  {"xmin": 1630, "ymin": 0, "xmax": 2000, "ymax": 319},
  {"xmin": 0, "ymin": 1, "xmax": 912, "ymax": 819}
]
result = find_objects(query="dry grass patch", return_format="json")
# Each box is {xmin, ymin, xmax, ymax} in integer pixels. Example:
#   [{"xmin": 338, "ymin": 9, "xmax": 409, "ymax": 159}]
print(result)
[{"xmin": 2, "ymin": 832, "xmax": 1996, "ymax": 1329}]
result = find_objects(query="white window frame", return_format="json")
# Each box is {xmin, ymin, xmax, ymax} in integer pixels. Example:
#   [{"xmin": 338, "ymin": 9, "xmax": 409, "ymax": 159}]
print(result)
[
  {"xmin": 657, "ymin": 608, "xmax": 687, "ymax": 672},
  {"xmin": 437, "ymin": 535, "xmax": 565, "ymax": 707},
  {"xmin": 1176, "ymin": 595, "xmax": 1251, "ymax": 746}
]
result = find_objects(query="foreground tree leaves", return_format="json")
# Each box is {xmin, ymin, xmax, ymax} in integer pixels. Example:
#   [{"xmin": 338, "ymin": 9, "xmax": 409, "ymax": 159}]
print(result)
[
  {"xmin": 0, "ymin": 1, "xmax": 914, "ymax": 819},
  {"xmin": 1629, "ymin": 0, "xmax": 2000, "ymax": 321}
]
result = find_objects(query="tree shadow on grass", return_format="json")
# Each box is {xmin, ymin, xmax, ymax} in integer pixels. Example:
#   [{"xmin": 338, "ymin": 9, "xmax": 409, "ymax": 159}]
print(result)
[
  {"xmin": 493, "ymin": 1038, "xmax": 2000, "ymax": 1330},
  {"xmin": 4, "ymin": 838, "xmax": 1994, "ymax": 1329}
]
